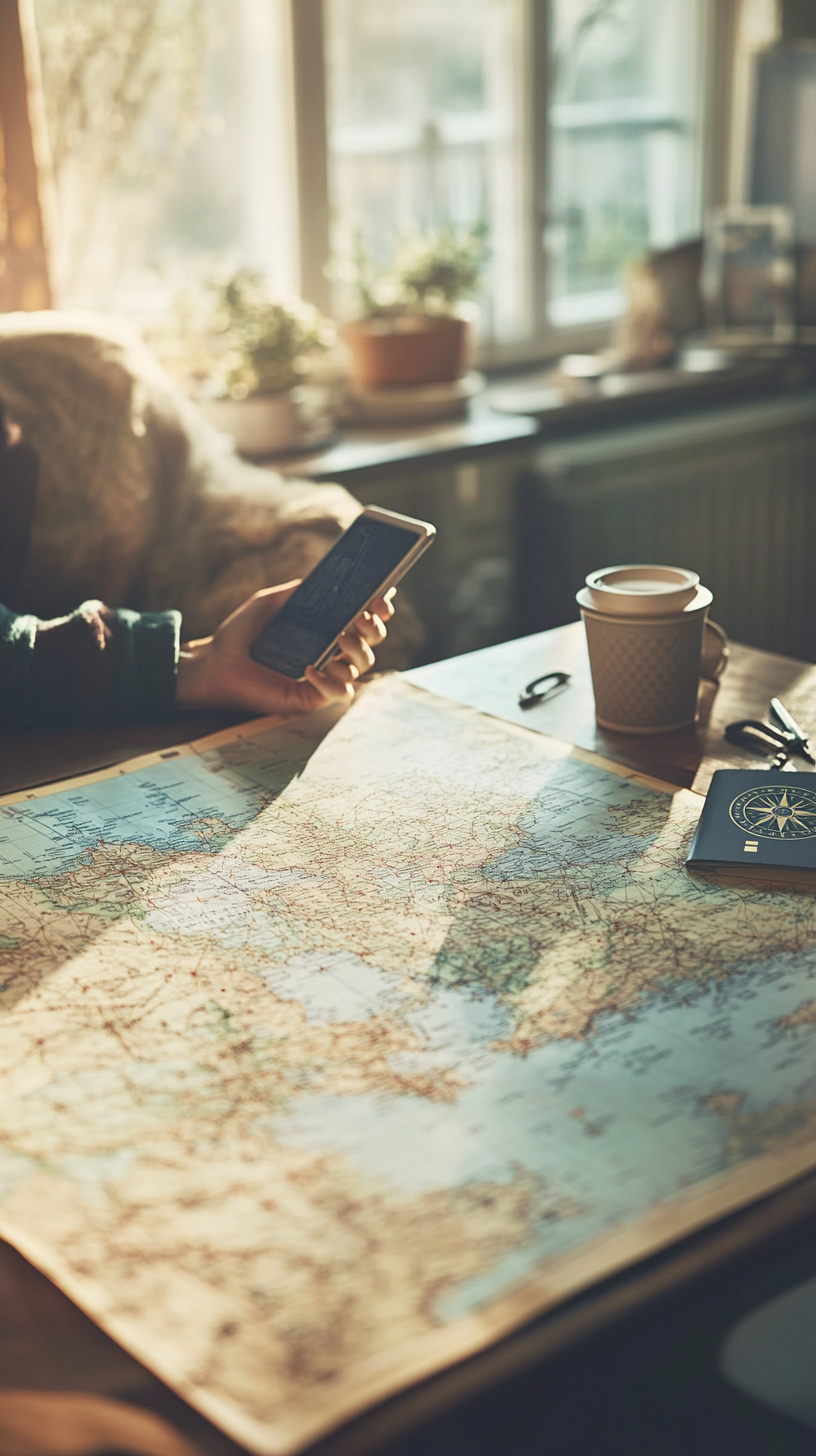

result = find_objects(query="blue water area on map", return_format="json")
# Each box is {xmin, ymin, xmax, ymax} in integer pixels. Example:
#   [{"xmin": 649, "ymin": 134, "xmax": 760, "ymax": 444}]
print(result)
[
  {"xmin": 0, "ymin": 757, "xmax": 271, "ymax": 880},
  {"xmin": 485, "ymin": 761, "xmax": 665, "ymax": 880},
  {"xmin": 273, "ymin": 945, "xmax": 816, "ymax": 1323},
  {"xmin": 6, "ymin": 734, "xmax": 816, "ymax": 1336}
]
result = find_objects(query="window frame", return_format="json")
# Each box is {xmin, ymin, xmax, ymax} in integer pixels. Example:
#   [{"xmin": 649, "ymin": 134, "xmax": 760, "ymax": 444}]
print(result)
[{"xmin": 287, "ymin": 0, "xmax": 735, "ymax": 370}]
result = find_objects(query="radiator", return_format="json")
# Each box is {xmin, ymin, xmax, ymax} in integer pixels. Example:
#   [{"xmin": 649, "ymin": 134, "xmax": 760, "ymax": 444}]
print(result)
[{"xmin": 518, "ymin": 391, "xmax": 816, "ymax": 661}]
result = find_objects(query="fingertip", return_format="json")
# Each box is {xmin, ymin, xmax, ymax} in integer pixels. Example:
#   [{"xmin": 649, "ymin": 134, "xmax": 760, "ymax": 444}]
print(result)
[{"xmin": 332, "ymin": 657, "xmax": 360, "ymax": 683}]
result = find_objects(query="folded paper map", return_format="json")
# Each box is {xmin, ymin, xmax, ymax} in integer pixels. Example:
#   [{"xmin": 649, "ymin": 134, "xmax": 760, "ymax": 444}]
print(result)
[{"xmin": 3, "ymin": 678, "xmax": 816, "ymax": 1453}]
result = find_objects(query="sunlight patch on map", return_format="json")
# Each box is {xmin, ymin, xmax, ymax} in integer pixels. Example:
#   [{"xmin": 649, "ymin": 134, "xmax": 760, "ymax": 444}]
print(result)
[
  {"xmin": 5, "ymin": 681, "xmax": 816, "ymax": 1452},
  {"xmin": 145, "ymin": 865, "xmax": 311, "ymax": 935},
  {"xmin": 261, "ymin": 950, "xmax": 409, "ymax": 1025}
]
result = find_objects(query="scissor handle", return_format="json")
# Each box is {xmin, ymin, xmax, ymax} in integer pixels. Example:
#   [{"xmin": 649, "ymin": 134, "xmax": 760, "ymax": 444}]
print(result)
[{"xmin": 724, "ymin": 720, "xmax": 792, "ymax": 752}]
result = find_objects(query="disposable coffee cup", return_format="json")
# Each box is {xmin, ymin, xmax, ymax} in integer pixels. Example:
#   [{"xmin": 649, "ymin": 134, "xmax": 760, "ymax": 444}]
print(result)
[{"xmin": 577, "ymin": 565, "xmax": 728, "ymax": 734}]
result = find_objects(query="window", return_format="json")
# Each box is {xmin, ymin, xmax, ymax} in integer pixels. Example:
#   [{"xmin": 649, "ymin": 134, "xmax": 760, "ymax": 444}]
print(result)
[
  {"xmin": 33, "ymin": 0, "xmax": 299, "ymax": 320},
  {"xmin": 548, "ymin": 0, "xmax": 705, "ymax": 327},
  {"xmin": 33, "ymin": 0, "xmax": 716, "ymax": 364},
  {"xmin": 324, "ymin": 0, "xmax": 531, "ymax": 347}
]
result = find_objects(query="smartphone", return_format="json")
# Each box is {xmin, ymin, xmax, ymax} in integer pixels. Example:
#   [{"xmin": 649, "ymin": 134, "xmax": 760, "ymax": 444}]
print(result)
[{"xmin": 249, "ymin": 505, "xmax": 435, "ymax": 679}]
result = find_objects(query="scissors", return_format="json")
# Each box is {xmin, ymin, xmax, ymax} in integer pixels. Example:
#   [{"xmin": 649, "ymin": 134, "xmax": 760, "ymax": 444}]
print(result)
[
  {"xmin": 724, "ymin": 697, "xmax": 816, "ymax": 771},
  {"xmin": 518, "ymin": 671, "xmax": 570, "ymax": 710}
]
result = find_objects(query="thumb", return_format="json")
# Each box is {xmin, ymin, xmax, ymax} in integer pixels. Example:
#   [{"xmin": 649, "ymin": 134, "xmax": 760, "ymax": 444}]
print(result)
[
  {"xmin": 259, "ymin": 579, "xmax": 301, "ymax": 606},
  {"xmin": 228, "ymin": 580, "xmax": 302, "ymax": 640}
]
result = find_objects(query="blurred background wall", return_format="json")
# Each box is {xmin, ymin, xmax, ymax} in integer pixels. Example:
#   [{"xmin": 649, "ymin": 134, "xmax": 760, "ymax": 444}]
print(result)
[{"xmin": 0, "ymin": 0, "xmax": 51, "ymax": 311}]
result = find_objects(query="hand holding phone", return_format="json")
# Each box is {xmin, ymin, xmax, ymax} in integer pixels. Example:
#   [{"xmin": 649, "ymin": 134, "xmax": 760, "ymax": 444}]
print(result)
[
  {"xmin": 175, "ymin": 580, "xmax": 396, "ymax": 717},
  {"xmin": 249, "ymin": 506, "xmax": 435, "ymax": 679}
]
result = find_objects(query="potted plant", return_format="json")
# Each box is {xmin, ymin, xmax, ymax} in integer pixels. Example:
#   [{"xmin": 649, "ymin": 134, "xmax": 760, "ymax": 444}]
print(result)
[
  {"xmin": 198, "ymin": 270, "xmax": 336, "ymax": 456},
  {"xmin": 342, "ymin": 226, "xmax": 488, "ymax": 390}
]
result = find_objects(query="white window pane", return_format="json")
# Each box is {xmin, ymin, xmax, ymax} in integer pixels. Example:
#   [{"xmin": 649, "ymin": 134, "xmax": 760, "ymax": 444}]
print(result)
[
  {"xmin": 325, "ymin": 0, "xmax": 531, "ymax": 345},
  {"xmin": 548, "ymin": 0, "xmax": 703, "ymax": 325},
  {"xmin": 33, "ymin": 0, "xmax": 297, "ymax": 321}
]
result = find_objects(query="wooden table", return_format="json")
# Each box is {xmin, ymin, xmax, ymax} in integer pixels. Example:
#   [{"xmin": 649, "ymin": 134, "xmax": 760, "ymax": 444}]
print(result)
[
  {"xmin": 405, "ymin": 622, "xmax": 816, "ymax": 795},
  {"xmin": 4, "ymin": 625, "xmax": 816, "ymax": 1456},
  {"xmin": 5, "ymin": 623, "xmax": 816, "ymax": 801}
]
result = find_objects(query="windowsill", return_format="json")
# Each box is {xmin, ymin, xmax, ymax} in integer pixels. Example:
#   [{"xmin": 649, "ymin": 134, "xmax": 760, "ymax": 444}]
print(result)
[{"xmin": 269, "ymin": 350, "xmax": 815, "ymax": 484}]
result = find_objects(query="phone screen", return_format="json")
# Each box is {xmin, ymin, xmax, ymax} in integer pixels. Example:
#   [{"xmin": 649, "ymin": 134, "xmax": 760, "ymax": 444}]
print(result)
[{"xmin": 249, "ymin": 514, "xmax": 424, "ymax": 677}]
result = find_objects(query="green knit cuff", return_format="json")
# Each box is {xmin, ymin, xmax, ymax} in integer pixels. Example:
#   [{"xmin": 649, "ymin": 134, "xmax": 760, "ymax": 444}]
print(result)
[{"xmin": 110, "ymin": 607, "xmax": 182, "ymax": 722}]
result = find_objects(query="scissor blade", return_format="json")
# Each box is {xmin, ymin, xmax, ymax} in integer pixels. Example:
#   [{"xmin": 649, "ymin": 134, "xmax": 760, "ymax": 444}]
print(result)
[{"xmin": 769, "ymin": 698, "xmax": 816, "ymax": 764}]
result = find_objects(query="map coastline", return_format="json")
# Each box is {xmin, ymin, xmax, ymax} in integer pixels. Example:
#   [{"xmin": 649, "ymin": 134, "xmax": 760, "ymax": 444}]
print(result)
[
  {"xmin": 3, "ymin": 678, "xmax": 816, "ymax": 1454},
  {"xmin": 3, "ymin": 1126, "xmax": 816, "ymax": 1455}
]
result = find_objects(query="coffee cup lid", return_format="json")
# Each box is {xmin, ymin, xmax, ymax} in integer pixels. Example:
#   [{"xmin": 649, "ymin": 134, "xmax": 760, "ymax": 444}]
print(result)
[{"xmin": 581, "ymin": 565, "xmax": 700, "ymax": 616}]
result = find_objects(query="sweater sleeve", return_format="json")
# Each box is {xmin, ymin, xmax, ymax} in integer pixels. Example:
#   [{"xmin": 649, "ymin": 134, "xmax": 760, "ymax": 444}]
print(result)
[{"xmin": 0, "ymin": 600, "xmax": 181, "ymax": 730}]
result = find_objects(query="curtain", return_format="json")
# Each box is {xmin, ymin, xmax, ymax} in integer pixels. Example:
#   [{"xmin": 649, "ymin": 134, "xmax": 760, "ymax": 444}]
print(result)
[{"xmin": 0, "ymin": 0, "xmax": 51, "ymax": 311}]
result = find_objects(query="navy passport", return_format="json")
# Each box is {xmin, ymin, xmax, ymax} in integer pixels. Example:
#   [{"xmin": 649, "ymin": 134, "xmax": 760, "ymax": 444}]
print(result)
[{"xmin": 686, "ymin": 769, "xmax": 816, "ymax": 880}]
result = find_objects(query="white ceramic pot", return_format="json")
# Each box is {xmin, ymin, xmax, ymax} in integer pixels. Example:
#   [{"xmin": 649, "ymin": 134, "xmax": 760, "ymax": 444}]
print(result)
[{"xmin": 202, "ymin": 386, "xmax": 334, "ymax": 458}]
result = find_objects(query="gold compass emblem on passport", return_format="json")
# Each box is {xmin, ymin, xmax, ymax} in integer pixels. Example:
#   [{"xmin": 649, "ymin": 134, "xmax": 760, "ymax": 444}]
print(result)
[{"xmin": 729, "ymin": 785, "xmax": 816, "ymax": 840}]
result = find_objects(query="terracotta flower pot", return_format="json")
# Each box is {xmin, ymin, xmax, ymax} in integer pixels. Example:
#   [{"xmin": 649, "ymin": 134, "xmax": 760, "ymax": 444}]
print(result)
[{"xmin": 343, "ymin": 313, "xmax": 469, "ymax": 389}]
